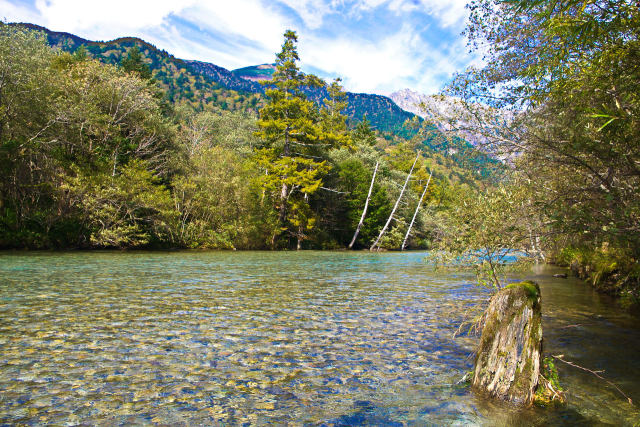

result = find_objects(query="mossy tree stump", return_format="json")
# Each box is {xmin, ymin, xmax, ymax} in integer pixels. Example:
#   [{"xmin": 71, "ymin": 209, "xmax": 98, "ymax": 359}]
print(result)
[{"xmin": 472, "ymin": 281, "xmax": 542, "ymax": 406}]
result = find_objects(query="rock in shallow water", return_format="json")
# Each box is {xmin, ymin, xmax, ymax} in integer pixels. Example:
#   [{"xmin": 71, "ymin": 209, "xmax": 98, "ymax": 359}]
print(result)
[{"xmin": 472, "ymin": 281, "xmax": 542, "ymax": 406}]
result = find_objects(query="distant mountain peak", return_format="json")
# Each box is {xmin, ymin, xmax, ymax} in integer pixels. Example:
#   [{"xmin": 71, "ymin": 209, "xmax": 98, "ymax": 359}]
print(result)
[
  {"xmin": 232, "ymin": 64, "xmax": 276, "ymax": 82},
  {"xmin": 389, "ymin": 88, "xmax": 513, "ymax": 152},
  {"xmin": 389, "ymin": 88, "xmax": 435, "ymax": 117},
  {"xmin": 12, "ymin": 22, "xmax": 420, "ymax": 138}
]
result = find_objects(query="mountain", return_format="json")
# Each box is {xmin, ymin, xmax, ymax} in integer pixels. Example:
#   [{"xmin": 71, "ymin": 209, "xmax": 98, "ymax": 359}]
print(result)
[
  {"xmin": 195, "ymin": 61, "xmax": 418, "ymax": 136},
  {"xmin": 186, "ymin": 60, "xmax": 264, "ymax": 93},
  {"xmin": 391, "ymin": 88, "xmax": 482, "ymax": 146},
  {"xmin": 232, "ymin": 64, "xmax": 276, "ymax": 82},
  {"xmin": 343, "ymin": 92, "xmax": 416, "ymax": 136},
  {"xmin": 390, "ymin": 88, "xmax": 504, "ymax": 177},
  {"xmin": 15, "ymin": 23, "xmax": 263, "ymax": 114},
  {"xmin": 16, "ymin": 23, "xmax": 419, "ymax": 136},
  {"xmin": 389, "ymin": 88, "xmax": 429, "ymax": 117},
  {"xmin": 390, "ymin": 88, "xmax": 482, "ymax": 148},
  {"xmin": 389, "ymin": 88, "xmax": 513, "ymax": 148}
]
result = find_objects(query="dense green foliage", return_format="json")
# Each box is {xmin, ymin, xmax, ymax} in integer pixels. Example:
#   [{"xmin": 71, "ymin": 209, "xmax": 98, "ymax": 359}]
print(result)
[
  {"xmin": 555, "ymin": 245, "xmax": 640, "ymax": 302},
  {"xmin": 13, "ymin": 23, "xmax": 503, "ymax": 181},
  {"xmin": 427, "ymin": 184, "xmax": 542, "ymax": 288},
  {"xmin": 27, "ymin": 23, "xmax": 263, "ymax": 114},
  {"xmin": 255, "ymin": 31, "xmax": 337, "ymax": 248},
  {"xmin": 0, "ymin": 26, "xmax": 482, "ymax": 250},
  {"xmin": 536, "ymin": 356, "xmax": 565, "ymax": 406},
  {"xmin": 429, "ymin": 0, "xmax": 640, "ymax": 296},
  {"xmin": 232, "ymin": 63, "xmax": 420, "ymax": 138}
]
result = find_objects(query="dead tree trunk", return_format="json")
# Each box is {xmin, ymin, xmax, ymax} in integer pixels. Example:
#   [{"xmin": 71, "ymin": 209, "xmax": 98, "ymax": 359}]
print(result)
[
  {"xmin": 472, "ymin": 281, "xmax": 543, "ymax": 406},
  {"xmin": 348, "ymin": 161, "xmax": 379, "ymax": 249},
  {"xmin": 401, "ymin": 169, "xmax": 432, "ymax": 251},
  {"xmin": 297, "ymin": 193, "xmax": 309, "ymax": 250},
  {"xmin": 370, "ymin": 154, "xmax": 419, "ymax": 251}
]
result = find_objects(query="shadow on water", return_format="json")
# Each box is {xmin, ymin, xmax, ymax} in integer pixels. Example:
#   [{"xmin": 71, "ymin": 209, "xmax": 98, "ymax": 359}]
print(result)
[
  {"xmin": 328, "ymin": 400, "xmax": 404, "ymax": 427},
  {"xmin": 474, "ymin": 396, "xmax": 617, "ymax": 426}
]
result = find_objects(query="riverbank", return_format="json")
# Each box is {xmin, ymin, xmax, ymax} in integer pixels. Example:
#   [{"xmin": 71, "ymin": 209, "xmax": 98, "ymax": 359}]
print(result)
[{"xmin": 553, "ymin": 246, "xmax": 640, "ymax": 306}]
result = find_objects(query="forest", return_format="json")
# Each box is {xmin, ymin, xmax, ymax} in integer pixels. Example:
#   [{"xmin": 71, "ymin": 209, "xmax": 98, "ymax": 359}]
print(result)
[
  {"xmin": 425, "ymin": 0, "xmax": 640, "ymax": 301},
  {"xmin": 1, "ymin": 0, "xmax": 638, "ymax": 301},
  {"xmin": 0, "ymin": 24, "xmax": 483, "ymax": 252}
]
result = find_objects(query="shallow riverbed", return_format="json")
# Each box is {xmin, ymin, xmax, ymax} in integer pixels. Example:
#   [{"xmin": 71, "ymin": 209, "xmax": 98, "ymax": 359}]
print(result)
[{"xmin": 0, "ymin": 251, "xmax": 639, "ymax": 425}]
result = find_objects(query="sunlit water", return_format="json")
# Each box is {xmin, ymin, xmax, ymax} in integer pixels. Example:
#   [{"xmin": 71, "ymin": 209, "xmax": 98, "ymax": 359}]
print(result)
[{"xmin": 0, "ymin": 251, "xmax": 639, "ymax": 425}]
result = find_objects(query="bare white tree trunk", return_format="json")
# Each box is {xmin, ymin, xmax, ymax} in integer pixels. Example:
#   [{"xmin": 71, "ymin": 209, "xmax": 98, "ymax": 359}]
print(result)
[
  {"xmin": 536, "ymin": 235, "xmax": 546, "ymax": 262},
  {"xmin": 401, "ymin": 169, "xmax": 432, "ymax": 251},
  {"xmin": 528, "ymin": 230, "xmax": 546, "ymax": 262},
  {"xmin": 112, "ymin": 147, "xmax": 118, "ymax": 177},
  {"xmin": 370, "ymin": 154, "xmax": 419, "ymax": 251},
  {"xmin": 348, "ymin": 161, "xmax": 379, "ymax": 249},
  {"xmin": 297, "ymin": 193, "xmax": 309, "ymax": 250}
]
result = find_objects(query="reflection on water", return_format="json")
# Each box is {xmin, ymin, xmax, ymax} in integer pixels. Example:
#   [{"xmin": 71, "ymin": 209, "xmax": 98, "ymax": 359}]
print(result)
[{"xmin": 0, "ymin": 251, "xmax": 638, "ymax": 425}]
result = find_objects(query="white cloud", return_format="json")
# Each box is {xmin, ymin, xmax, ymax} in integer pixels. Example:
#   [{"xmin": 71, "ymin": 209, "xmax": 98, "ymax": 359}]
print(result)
[
  {"xmin": 0, "ymin": 0, "xmax": 41, "ymax": 23},
  {"xmin": 302, "ymin": 22, "xmax": 479, "ymax": 95},
  {"xmin": 179, "ymin": 0, "xmax": 291, "ymax": 56},
  {"xmin": 417, "ymin": 0, "xmax": 469, "ymax": 28},
  {"xmin": 355, "ymin": 0, "xmax": 389, "ymax": 11},
  {"xmin": 145, "ymin": 22, "xmax": 275, "ymax": 69},
  {"xmin": 355, "ymin": 0, "xmax": 469, "ymax": 28},
  {"xmin": 32, "ymin": 0, "xmax": 194, "ymax": 39},
  {"xmin": 301, "ymin": 24, "xmax": 426, "ymax": 94},
  {"xmin": 278, "ymin": 0, "xmax": 334, "ymax": 29},
  {"xmin": 1, "ymin": 0, "xmax": 478, "ymax": 94},
  {"xmin": 414, "ymin": 37, "xmax": 477, "ymax": 94},
  {"xmin": 11, "ymin": 0, "xmax": 292, "ymax": 68}
]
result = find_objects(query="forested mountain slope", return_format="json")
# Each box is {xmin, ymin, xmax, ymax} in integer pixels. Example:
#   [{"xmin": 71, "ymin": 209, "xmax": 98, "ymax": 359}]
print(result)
[
  {"xmin": 17, "ymin": 23, "xmax": 418, "ymax": 136},
  {"xmin": 15, "ymin": 23, "xmax": 503, "ymax": 170}
]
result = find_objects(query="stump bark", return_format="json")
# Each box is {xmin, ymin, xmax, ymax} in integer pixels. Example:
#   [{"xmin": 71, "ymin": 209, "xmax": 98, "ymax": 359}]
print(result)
[{"xmin": 472, "ymin": 281, "xmax": 543, "ymax": 406}]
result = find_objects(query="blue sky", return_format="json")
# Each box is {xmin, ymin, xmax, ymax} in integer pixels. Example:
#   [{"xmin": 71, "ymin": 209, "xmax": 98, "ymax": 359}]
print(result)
[{"xmin": 2, "ymin": 0, "xmax": 480, "ymax": 95}]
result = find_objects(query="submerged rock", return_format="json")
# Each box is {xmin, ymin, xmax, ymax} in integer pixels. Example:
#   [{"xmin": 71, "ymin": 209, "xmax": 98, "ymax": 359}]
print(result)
[{"xmin": 472, "ymin": 281, "xmax": 542, "ymax": 406}]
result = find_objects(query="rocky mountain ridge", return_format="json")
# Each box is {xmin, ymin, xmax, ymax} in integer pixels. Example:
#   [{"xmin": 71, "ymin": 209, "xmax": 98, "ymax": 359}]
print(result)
[
  {"xmin": 390, "ymin": 88, "xmax": 513, "ymax": 149},
  {"xmin": 14, "ymin": 23, "xmax": 418, "ymax": 137}
]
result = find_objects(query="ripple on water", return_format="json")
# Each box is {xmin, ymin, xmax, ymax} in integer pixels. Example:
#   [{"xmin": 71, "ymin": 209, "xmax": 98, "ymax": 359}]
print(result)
[{"xmin": 0, "ymin": 251, "xmax": 639, "ymax": 425}]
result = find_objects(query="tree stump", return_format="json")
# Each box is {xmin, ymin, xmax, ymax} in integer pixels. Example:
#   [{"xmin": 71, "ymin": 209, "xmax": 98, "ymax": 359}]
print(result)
[{"xmin": 472, "ymin": 281, "xmax": 543, "ymax": 406}]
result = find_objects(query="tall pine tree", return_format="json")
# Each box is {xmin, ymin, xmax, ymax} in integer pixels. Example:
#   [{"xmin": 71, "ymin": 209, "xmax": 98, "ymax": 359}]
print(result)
[
  {"xmin": 256, "ymin": 30, "xmax": 342, "ymax": 248},
  {"xmin": 120, "ymin": 46, "xmax": 152, "ymax": 80},
  {"xmin": 321, "ymin": 78, "xmax": 352, "ymax": 148}
]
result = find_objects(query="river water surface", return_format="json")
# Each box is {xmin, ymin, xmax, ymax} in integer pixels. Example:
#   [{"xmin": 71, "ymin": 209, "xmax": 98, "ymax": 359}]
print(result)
[{"xmin": 0, "ymin": 251, "xmax": 639, "ymax": 425}]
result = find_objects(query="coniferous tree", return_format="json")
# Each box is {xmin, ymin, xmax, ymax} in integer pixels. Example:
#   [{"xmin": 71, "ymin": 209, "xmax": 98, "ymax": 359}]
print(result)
[
  {"xmin": 352, "ymin": 115, "xmax": 376, "ymax": 146},
  {"xmin": 121, "ymin": 46, "xmax": 152, "ymax": 80},
  {"xmin": 256, "ymin": 30, "xmax": 331, "ymax": 248},
  {"xmin": 321, "ymin": 78, "xmax": 352, "ymax": 148}
]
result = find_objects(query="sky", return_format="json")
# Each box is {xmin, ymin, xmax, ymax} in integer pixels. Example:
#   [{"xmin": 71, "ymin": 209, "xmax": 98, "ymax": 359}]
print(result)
[{"xmin": 1, "ymin": 0, "xmax": 481, "ymax": 95}]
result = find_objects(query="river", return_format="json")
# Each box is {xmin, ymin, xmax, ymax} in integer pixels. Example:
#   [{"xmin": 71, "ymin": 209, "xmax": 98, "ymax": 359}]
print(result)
[{"xmin": 0, "ymin": 251, "xmax": 639, "ymax": 425}]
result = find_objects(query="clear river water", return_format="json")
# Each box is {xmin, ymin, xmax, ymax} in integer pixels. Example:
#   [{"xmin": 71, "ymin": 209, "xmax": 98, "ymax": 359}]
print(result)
[{"xmin": 0, "ymin": 251, "xmax": 639, "ymax": 425}]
